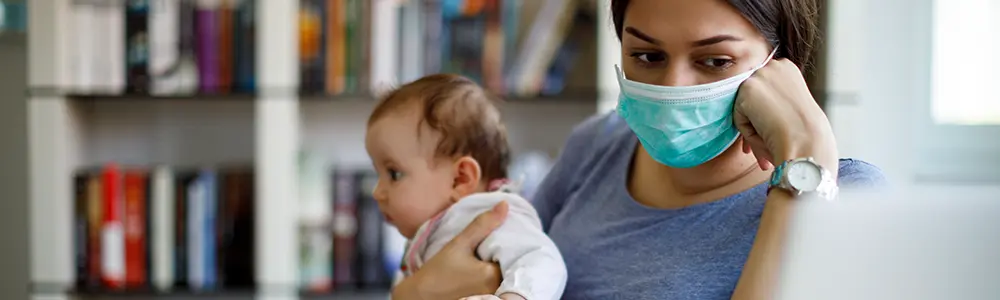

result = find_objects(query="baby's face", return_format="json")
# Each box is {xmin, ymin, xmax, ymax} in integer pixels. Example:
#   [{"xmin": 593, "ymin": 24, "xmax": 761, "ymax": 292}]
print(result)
[{"xmin": 365, "ymin": 110, "xmax": 456, "ymax": 239}]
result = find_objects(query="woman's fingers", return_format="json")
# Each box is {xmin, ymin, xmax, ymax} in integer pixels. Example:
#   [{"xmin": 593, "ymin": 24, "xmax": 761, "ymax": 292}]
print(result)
[
  {"xmin": 449, "ymin": 201, "xmax": 509, "ymax": 252},
  {"xmin": 741, "ymin": 133, "xmax": 774, "ymax": 171}
]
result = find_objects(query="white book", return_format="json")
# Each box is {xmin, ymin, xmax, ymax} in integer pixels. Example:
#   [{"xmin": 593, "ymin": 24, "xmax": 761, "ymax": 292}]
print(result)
[
  {"xmin": 298, "ymin": 152, "xmax": 333, "ymax": 288},
  {"xmin": 96, "ymin": 4, "xmax": 126, "ymax": 94},
  {"xmin": 506, "ymin": 0, "xmax": 576, "ymax": 96},
  {"xmin": 397, "ymin": 0, "xmax": 423, "ymax": 85},
  {"xmin": 71, "ymin": 4, "xmax": 96, "ymax": 93},
  {"xmin": 370, "ymin": 0, "xmax": 400, "ymax": 94},
  {"xmin": 149, "ymin": 0, "xmax": 182, "ymax": 95},
  {"xmin": 152, "ymin": 166, "xmax": 175, "ymax": 291}
]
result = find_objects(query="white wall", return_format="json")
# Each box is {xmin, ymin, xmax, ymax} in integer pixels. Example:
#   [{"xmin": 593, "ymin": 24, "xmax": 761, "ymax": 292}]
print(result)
[
  {"xmin": 825, "ymin": 0, "xmax": 1000, "ymax": 199},
  {"xmin": 84, "ymin": 100, "xmax": 256, "ymax": 167},
  {"xmin": 300, "ymin": 100, "xmax": 596, "ymax": 169}
]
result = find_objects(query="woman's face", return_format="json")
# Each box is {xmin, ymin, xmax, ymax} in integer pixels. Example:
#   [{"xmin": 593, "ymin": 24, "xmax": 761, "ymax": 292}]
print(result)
[{"xmin": 620, "ymin": 0, "xmax": 774, "ymax": 87}]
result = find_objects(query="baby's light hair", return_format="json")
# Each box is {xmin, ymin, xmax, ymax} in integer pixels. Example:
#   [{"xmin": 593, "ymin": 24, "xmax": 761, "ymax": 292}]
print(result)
[{"xmin": 368, "ymin": 74, "xmax": 510, "ymax": 183}]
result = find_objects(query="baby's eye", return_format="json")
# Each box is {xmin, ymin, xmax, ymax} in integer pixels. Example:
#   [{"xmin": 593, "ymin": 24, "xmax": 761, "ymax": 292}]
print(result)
[{"xmin": 389, "ymin": 169, "xmax": 404, "ymax": 181}]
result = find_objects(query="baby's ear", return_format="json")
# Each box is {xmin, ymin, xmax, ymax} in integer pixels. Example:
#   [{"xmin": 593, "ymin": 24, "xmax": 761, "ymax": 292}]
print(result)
[{"xmin": 450, "ymin": 156, "xmax": 482, "ymax": 202}]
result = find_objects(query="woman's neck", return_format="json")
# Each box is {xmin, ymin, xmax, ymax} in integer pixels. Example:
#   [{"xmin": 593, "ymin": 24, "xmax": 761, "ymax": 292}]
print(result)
[{"xmin": 627, "ymin": 140, "xmax": 771, "ymax": 209}]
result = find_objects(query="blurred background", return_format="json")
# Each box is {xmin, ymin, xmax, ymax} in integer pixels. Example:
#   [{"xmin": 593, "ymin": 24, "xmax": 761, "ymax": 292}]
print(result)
[{"xmin": 0, "ymin": 0, "xmax": 996, "ymax": 299}]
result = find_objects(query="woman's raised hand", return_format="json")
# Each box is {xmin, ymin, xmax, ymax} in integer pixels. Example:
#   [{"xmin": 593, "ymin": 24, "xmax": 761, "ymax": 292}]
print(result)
[
  {"xmin": 733, "ymin": 58, "xmax": 839, "ymax": 172},
  {"xmin": 392, "ymin": 202, "xmax": 509, "ymax": 300}
]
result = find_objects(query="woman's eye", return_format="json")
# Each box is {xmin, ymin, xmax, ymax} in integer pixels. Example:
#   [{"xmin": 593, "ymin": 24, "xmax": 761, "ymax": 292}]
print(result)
[
  {"xmin": 632, "ymin": 52, "xmax": 666, "ymax": 63},
  {"xmin": 699, "ymin": 57, "xmax": 735, "ymax": 69},
  {"xmin": 389, "ymin": 169, "xmax": 404, "ymax": 181}
]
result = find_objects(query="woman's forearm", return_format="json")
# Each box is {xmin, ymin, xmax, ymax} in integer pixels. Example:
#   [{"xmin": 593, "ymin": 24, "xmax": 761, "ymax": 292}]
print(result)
[
  {"xmin": 734, "ymin": 128, "xmax": 839, "ymax": 300},
  {"xmin": 731, "ymin": 189, "xmax": 797, "ymax": 300}
]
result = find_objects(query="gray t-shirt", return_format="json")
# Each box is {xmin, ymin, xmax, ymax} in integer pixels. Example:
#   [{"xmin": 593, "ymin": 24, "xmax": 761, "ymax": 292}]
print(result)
[{"xmin": 531, "ymin": 112, "xmax": 888, "ymax": 300}]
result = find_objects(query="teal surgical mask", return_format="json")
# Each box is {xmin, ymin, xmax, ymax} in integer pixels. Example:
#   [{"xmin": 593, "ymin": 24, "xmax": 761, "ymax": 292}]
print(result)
[{"xmin": 615, "ymin": 48, "xmax": 777, "ymax": 168}]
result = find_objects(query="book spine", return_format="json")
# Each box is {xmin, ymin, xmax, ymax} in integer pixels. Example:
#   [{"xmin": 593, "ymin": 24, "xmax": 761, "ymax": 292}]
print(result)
[
  {"xmin": 344, "ymin": 0, "xmax": 357, "ymax": 93},
  {"xmin": 174, "ymin": 173, "xmax": 190, "ymax": 288},
  {"xmin": 152, "ymin": 167, "xmax": 175, "ymax": 291},
  {"xmin": 203, "ymin": 171, "xmax": 217, "ymax": 289},
  {"xmin": 234, "ymin": 0, "xmax": 256, "ymax": 92},
  {"xmin": 101, "ymin": 165, "xmax": 126, "ymax": 289},
  {"xmin": 87, "ymin": 175, "xmax": 104, "ymax": 288},
  {"xmin": 355, "ymin": 172, "xmax": 388, "ymax": 288},
  {"xmin": 217, "ymin": 1, "xmax": 234, "ymax": 93},
  {"xmin": 126, "ymin": 0, "xmax": 151, "ymax": 93},
  {"xmin": 196, "ymin": 6, "xmax": 219, "ymax": 93},
  {"xmin": 187, "ymin": 176, "xmax": 203, "ymax": 289},
  {"xmin": 124, "ymin": 171, "xmax": 148, "ymax": 288},
  {"xmin": 74, "ymin": 174, "xmax": 90, "ymax": 288},
  {"xmin": 332, "ymin": 171, "xmax": 357, "ymax": 288}
]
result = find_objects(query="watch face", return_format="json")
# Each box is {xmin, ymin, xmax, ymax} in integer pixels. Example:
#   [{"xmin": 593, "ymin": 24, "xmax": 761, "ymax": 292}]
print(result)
[{"xmin": 787, "ymin": 161, "xmax": 823, "ymax": 191}]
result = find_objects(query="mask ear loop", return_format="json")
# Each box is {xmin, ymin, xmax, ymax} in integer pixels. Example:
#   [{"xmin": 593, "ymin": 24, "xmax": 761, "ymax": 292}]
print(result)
[{"xmin": 762, "ymin": 46, "xmax": 780, "ymax": 66}]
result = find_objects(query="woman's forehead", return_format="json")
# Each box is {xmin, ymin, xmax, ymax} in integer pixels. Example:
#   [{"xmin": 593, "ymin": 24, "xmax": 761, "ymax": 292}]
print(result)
[{"xmin": 622, "ymin": 0, "xmax": 760, "ymax": 43}]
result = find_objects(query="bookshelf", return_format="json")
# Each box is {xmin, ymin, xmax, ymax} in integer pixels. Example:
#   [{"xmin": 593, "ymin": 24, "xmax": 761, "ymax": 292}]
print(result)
[{"xmin": 26, "ymin": 0, "xmax": 620, "ymax": 300}]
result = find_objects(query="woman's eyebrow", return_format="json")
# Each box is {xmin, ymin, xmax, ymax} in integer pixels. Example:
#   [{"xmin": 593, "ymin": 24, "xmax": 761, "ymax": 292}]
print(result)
[
  {"xmin": 691, "ymin": 35, "xmax": 743, "ymax": 47},
  {"xmin": 625, "ymin": 26, "xmax": 661, "ymax": 45}
]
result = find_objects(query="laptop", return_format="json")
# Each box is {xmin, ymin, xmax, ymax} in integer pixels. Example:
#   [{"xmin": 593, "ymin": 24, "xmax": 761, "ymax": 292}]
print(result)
[{"xmin": 774, "ymin": 189, "xmax": 1000, "ymax": 300}]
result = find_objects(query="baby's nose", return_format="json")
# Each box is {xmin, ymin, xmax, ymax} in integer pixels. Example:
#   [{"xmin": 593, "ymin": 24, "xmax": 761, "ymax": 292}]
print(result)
[{"xmin": 372, "ymin": 180, "xmax": 387, "ymax": 203}]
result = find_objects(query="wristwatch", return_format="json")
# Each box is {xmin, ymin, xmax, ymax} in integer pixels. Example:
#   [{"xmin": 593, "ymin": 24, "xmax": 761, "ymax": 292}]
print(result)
[{"xmin": 768, "ymin": 157, "xmax": 838, "ymax": 200}]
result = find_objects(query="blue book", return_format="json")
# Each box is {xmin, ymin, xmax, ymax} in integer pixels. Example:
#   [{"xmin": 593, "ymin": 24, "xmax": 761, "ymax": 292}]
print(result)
[{"xmin": 202, "ymin": 170, "xmax": 218, "ymax": 288}]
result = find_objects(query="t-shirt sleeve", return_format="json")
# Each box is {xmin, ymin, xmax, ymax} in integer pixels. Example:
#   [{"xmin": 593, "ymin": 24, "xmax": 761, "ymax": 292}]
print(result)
[
  {"xmin": 837, "ymin": 158, "xmax": 890, "ymax": 189},
  {"xmin": 530, "ymin": 113, "xmax": 606, "ymax": 231}
]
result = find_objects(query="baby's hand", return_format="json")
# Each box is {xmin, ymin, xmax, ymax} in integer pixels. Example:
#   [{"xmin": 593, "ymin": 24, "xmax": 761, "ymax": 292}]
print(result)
[{"xmin": 458, "ymin": 295, "xmax": 501, "ymax": 300}]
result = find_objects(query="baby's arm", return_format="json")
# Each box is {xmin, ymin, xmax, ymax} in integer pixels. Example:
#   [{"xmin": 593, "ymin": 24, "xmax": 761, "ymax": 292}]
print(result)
[
  {"xmin": 460, "ymin": 294, "xmax": 526, "ymax": 300},
  {"xmin": 422, "ymin": 193, "xmax": 567, "ymax": 300},
  {"xmin": 477, "ymin": 194, "xmax": 567, "ymax": 300}
]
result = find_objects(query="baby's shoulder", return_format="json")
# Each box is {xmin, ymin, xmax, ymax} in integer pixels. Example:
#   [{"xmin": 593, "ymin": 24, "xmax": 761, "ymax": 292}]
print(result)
[
  {"xmin": 454, "ymin": 192, "xmax": 534, "ymax": 211},
  {"xmin": 448, "ymin": 192, "xmax": 538, "ymax": 220}
]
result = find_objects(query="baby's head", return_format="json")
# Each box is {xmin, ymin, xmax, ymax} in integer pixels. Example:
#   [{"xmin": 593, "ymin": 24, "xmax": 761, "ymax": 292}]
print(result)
[{"xmin": 364, "ymin": 74, "xmax": 510, "ymax": 238}]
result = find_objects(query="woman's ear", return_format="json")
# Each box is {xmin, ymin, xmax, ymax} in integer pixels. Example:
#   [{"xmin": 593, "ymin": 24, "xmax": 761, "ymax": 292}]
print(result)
[{"xmin": 451, "ymin": 156, "xmax": 482, "ymax": 202}]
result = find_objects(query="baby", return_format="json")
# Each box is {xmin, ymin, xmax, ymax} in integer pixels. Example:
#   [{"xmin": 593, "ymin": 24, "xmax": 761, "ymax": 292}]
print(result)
[{"xmin": 364, "ymin": 74, "xmax": 567, "ymax": 300}]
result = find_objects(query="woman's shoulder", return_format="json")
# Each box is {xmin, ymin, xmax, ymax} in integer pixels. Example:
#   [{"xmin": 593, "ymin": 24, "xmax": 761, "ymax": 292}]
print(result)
[
  {"xmin": 836, "ymin": 158, "xmax": 889, "ymax": 188},
  {"xmin": 561, "ymin": 111, "xmax": 633, "ymax": 156}
]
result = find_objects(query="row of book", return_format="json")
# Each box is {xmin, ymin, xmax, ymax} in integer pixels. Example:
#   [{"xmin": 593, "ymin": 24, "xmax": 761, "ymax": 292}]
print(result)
[
  {"xmin": 298, "ymin": 152, "xmax": 402, "ymax": 292},
  {"xmin": 65, "ymin": 0, "xmax": 594, "ymax": 98},
  {"xmin": 70, "ymin": 0, "xmax": 256, "ymax": 96},
  {"xmin": 73, "ymin": 164, "xmax": 256, "ymax": 291},
  {"xmin": 303, "ymin": 0, "xmax": 593, "ymax": 97},
  {"xmin": 71, "ymin": 160, "xmax": 401, "ymax": 293}
]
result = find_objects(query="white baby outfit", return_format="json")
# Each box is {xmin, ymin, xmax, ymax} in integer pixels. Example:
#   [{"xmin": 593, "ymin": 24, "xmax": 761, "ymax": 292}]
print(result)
[{"xmin": 398, "ymin": 183, "xmax": 567, "ymax": 300}]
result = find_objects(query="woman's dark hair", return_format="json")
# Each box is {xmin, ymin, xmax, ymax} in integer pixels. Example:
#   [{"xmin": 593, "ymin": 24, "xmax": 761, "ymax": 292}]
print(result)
[{"xmin": 611, "ymin": 0, "xmax": 820, "ymax": 72}]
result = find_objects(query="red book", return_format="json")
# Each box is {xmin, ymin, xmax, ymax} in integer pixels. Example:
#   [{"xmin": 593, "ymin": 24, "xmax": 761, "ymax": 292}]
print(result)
[
  {"xmin": 124, "ymin": 171, "xmax": 148, "ymax": 287},
  {"xmin": 101, "ymin": 164, "xmax": 125, "ymax": 289}
]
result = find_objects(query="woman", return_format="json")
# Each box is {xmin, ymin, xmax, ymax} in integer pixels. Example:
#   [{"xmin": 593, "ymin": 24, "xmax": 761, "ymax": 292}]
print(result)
[{"xmin": 393, "ymin": 0, "xmax": 888, "ymax": 299}]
